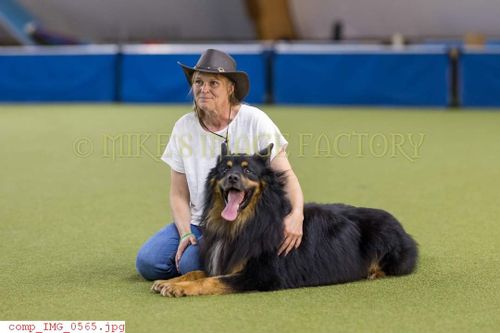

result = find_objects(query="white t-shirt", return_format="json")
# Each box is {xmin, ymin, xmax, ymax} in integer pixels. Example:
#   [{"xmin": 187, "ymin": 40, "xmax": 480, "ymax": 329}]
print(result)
[{"xmin": 161, "ymin": 104, "xmax": 288, "ymax": 225}]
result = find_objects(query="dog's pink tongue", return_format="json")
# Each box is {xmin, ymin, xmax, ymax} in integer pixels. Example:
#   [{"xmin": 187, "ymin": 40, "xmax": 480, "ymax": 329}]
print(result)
[{"xmin": 221, "ymin": 190, "xmax": 245, "ymax": 221}]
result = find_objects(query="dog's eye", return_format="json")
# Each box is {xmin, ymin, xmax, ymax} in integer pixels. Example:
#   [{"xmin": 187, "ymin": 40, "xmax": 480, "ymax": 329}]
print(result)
[
  {"xmin": 221, "ymin": 167, "xmax": 229, "ymax": 174},
  {"xmin": 244, "ymin": 168, "xmax": 253, "ymax": 174}
]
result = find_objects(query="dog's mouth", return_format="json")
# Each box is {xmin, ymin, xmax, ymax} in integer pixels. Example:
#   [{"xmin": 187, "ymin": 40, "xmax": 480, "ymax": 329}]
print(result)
[{"xmin": 221, "ymin": 188, "xmax": 253, "ymax": 221}]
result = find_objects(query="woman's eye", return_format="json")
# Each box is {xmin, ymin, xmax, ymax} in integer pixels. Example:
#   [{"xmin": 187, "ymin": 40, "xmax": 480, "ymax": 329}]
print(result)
[{"xmin": 210, "ymin": 81, "xmax": 219, "ymax": 88}]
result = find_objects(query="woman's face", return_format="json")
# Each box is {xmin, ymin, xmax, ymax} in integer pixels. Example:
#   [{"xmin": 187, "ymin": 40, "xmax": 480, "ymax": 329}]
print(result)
[{"xmin": 192, "ymin": 72, "xmax": 234, "ymax": 113}]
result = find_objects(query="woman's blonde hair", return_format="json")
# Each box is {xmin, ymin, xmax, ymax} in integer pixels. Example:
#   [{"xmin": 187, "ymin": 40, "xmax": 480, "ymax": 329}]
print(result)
[{"xmin": 191, "ymin": 72, "xmax": 240, "ymax": 119}]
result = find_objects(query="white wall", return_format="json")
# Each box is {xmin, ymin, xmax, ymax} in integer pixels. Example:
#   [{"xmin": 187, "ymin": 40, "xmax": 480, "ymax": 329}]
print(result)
[
  {"xmin": 18, "ymin": 0, "xmax": 255, "ymax": 42},
  {"xmin": 14, "ymin": 0, "xmax": 500, "ymax": 42},
  {"xmin": 290, "ymin": 0, "xmax": 500, "ymax": 39}
]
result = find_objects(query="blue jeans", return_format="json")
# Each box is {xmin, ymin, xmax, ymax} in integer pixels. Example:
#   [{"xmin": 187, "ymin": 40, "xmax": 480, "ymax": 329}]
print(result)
[{"xmin": 136, "ymin": 223, "xmax": 203, "ymax": 281}]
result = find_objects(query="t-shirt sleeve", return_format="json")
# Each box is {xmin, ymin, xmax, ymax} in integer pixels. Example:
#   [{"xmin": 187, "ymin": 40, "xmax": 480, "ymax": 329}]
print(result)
[
  {"xmin": 161, "ymin": 121, "xmax": 185, "ymax": 173},
  {"xmin": 255, "ymin": 111, "xmax": 288, "ymax": 161}
]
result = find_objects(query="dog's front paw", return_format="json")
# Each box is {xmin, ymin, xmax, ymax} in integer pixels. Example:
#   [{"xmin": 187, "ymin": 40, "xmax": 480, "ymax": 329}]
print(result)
[
  {"xmin": 159, "ymin": 282, "xmax": 189, "ymax": 297},
  {"xmin": 151, "ymin": 280, "xmax": 172, "ymax": 294},
  {"xmin": 151, "ymin": 280, "xmax": 187, "ymax": 297}
]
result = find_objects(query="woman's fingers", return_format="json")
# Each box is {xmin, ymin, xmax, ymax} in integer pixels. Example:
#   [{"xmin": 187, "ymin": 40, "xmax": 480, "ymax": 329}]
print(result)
[
  {"xmin": 175, "ymin": 235, "xmax": 197, "ymax": 271},
  {"xmin": 278, "ymin": 234, "xmax": 302, "ymax": 256}
]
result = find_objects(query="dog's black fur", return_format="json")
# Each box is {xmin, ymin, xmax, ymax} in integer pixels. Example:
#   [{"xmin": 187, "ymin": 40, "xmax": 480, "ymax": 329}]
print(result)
[{"xmin": 152, "ymin": 144, "xmax": 418, "ymax": 297}]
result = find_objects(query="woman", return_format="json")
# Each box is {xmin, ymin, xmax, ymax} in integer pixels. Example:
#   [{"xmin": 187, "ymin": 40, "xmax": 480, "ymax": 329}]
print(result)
[{"xmin": 136, "ymin": 49, "xmax": 304, "ymax": 281}]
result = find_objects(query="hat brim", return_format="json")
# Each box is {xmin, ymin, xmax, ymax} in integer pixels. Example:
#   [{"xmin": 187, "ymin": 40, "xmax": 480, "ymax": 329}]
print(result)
[{"xmin": 178, "ymin": 62, "xmax": 250, "ymax": 101}]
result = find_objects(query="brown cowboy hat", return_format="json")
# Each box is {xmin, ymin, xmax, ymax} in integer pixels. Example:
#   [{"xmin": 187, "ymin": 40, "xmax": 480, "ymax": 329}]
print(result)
[{"xmin": 178, "ymin": 49, "xmax": 250, "ymax": 101}]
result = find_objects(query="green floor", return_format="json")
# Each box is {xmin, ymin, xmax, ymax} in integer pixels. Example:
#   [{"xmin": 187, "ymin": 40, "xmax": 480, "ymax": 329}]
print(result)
[{"xmin": 1, "ymin": 105, "xmax": 499, "ymax": 332}]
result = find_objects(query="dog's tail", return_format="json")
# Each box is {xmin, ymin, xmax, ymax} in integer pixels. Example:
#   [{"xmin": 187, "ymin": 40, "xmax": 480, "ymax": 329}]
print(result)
[{"xmin": 380, "ymin": 221, "xmax": 419, "ymax": 276}]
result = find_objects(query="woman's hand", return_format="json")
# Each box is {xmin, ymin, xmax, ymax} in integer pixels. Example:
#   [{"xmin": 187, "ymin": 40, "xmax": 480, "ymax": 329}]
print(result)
[
  {"xmin": 175, "ymin": 233, "xmax": 197, "ymax": 272},
  {"xmin": 278, "ymin": 210, "xmax": 304, "ymax": 256}
]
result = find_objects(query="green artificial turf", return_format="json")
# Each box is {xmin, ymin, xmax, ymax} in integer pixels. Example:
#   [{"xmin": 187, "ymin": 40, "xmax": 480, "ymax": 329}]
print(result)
[{"xmin": 1, "ymin": 104, "xmax": 499, "ymax": 332}]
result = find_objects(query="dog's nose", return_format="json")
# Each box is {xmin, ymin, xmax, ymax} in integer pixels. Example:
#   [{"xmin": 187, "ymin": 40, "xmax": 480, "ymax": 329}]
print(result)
[{"xmin": 227, "ymin": 173, "xmax": 240, "ymax": 184}]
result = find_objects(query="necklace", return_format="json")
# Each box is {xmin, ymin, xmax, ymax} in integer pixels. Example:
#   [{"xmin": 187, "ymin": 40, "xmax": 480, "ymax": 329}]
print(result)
[{"xmin": 199, "ymin": 106, "xmax": 232, "ymax": 144}]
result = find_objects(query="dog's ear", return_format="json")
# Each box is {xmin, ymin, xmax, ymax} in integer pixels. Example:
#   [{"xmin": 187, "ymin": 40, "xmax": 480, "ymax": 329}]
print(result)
[
  {"xmin": 256, "ymin": 143, "xmax": 274, "ymax": 165},
  {"xmin": 219, "ymin": 142, "xmax": 230, "ymax": 162},
  {"xmin": 221, "ymin": 142, "xmax": 228, "ymax": 156}
]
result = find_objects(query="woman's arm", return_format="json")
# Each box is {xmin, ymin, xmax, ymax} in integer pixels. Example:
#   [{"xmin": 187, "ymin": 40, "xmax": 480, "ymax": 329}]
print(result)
[
  {"xmin": 170, "ymin": 169, "xmax": 197, "ymax": 270},
  {"xmin": 271, "ymin": 149, "xmax": 304, "ymax": 255}
]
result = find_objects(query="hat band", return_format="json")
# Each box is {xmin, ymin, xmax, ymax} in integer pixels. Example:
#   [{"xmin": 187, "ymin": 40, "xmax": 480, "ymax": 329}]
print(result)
[{"xmin": 194, "ymin": 65, "xmax": 227, "ymax": 72}]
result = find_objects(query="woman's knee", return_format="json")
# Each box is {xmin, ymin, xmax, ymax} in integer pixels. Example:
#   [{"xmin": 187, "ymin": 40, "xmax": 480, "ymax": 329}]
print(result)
[
  {"xmin": 136, "ymin": 246, "xmax": 177, "ymax": 281},
  {"xmin": 135, "ymin": 223, "xmax": 203, "ymax": 279},
  {"xmin": 135, "ymin": 223, "xmax": 181, "ymax": 281}
]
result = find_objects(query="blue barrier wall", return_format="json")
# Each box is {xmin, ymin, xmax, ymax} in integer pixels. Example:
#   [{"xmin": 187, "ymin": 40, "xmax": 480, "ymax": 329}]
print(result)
[
  {"xmin": 121, "ymin": 45, "xmax": 267, "ymax": 104},
  {"xmin": 460, "ymin": 47, "xmax": 500, "ymax": 107},
  {"xmin": 1, "ymin": 43, "xmax": 500, "ymax": 108},
  {"xmin": 273, "ymin": 44, "xmax": 450, "ymax": 106},
  {"xmin": 0, "ymin": 46, "xmax": 117, "ymax": 102}
]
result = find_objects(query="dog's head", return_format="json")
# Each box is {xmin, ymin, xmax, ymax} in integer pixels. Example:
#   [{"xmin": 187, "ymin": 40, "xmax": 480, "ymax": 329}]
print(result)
[{"xmin": 207, "ymin": 143, "xmax": 273, "ymax": 223}]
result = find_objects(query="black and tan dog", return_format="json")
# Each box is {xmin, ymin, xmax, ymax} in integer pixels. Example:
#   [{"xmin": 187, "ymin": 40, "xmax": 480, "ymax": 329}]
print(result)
[{"xmin": 152, "ymin": 144, "xmax": 418, "ymax": 297}]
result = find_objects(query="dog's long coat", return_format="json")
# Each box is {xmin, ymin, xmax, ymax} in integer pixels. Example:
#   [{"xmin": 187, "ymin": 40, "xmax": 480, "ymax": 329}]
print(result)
[{"xmin": 152, "ymin": 144, "xmax": 418, "ymax": 297}]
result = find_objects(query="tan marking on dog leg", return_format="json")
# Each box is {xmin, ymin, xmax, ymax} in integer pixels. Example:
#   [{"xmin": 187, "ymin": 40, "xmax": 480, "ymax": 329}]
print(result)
[
  {"xmin": 228, "ymin": 261, "xmax": 247, "ymax": 275},
  {"xmin": 151, "ymin": 270, "xmax": 207, "ymax": 293},
  {"xmin": 368, "ymin": 262, "xmax": 386, "ymax": 280},
  {"xmin": 160, "ymin": 276, "xmax": 234, "ymax": 297}
]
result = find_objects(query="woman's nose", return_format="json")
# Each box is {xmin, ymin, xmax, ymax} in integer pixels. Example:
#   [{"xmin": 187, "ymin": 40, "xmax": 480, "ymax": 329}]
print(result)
[{"xmin": 201, "ymin": 84, "xmax": 210, "ymax": 93}]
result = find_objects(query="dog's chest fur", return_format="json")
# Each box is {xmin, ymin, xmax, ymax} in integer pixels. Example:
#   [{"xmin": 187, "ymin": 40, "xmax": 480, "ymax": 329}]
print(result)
[{"xmin": 206, "ymin": 239, "xmax": 224, "ymax": 276}]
